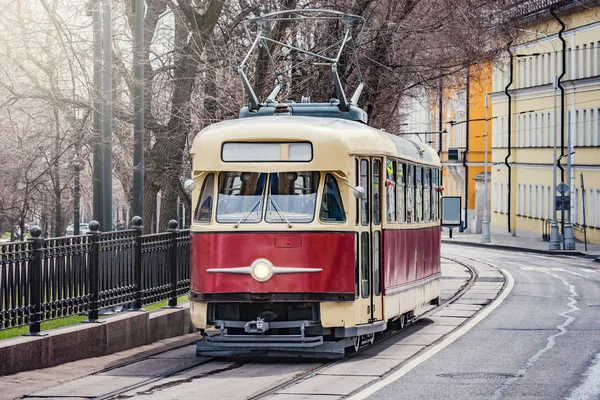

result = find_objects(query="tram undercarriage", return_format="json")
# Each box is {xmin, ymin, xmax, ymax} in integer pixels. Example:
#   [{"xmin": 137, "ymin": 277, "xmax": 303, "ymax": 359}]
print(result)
[{"xmin": 194, "ymin": 301, "xmax": 409, "ymax": 359}]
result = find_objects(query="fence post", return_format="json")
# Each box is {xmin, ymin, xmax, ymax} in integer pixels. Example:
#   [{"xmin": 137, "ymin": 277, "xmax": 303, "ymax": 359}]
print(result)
[
  {"xmin": 164, "ymin": 220, "xmax": 181, "ymax": 309},
  {"xmin": 131, "ymin": 216, "xmax": 144, "ymax": 310},
  {"xmin": 26, "ymin": 226, "xmax": 47, "ymax": 336},
  {"xmin": 84, "ymin": 221, "xmax": 103, "ymax": 323}
]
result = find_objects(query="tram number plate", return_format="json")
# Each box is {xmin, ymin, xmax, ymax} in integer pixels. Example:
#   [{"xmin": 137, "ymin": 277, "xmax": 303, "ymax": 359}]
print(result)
[{"xmin": 275, "ymin": 236, "xmax": 302, "ymax": 248}]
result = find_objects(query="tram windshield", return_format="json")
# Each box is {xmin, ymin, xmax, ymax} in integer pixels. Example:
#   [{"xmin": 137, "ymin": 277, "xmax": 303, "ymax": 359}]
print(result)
[
  {"xmin": 216, "ymin": 172, "xmax": 267, "ymax": 223},
  {"xmin": 266, "ymin": 172, "xmax": 320, "ymax": 223}
]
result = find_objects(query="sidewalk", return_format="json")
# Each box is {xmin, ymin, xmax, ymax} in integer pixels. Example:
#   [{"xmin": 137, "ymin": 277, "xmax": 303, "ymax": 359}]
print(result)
[{"xmin": 441, "ymin": 229, "xmax": 600, "ymax": 261}]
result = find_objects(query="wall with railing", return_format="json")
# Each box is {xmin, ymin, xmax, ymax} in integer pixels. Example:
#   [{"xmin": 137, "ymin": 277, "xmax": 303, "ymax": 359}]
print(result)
[{"xmin": 0, "ymin": 217, "xmax": 190, "ymax": 335}]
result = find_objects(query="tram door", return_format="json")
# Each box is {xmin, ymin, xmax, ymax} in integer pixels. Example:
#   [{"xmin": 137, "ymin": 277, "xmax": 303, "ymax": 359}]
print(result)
[{"xmin": 357, "ymin": 158, "xmax": 384, "ymax": 324}]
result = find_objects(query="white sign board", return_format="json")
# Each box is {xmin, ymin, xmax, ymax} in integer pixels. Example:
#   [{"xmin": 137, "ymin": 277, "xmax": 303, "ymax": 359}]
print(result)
[{"xmin": 441, "ymin": 196, "xmax": 462, "ymax": 227}]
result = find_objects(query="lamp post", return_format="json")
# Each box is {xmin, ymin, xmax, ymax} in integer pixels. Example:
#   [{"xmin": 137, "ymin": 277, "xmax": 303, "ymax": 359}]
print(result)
[
  {"xmin": 516, "ymin": 28, "xmax": 562, "ymax": 250},
  {"xmin": 481, "ymin": 95, "xmax": 491, "ymax": 243},
  {"xmin": 132, "ymin": 0, "xmax": 145, "ymax": 222},
  {"xmin": 73, "ymin": 107, "xmax": 85, "ymax": 235}
]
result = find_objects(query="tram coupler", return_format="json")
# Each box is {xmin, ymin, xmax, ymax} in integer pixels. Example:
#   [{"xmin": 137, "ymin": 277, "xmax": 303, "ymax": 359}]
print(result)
[{"xmin": 245, "ymin": 318, "xmax": 270, "ymax": 334}]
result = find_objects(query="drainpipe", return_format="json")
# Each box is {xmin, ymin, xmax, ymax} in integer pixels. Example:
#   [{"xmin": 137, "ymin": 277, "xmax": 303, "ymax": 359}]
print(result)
[
  {"xmin": 461, "ymin": 67, "xmax": 470, "ymax": 232},
  {"xmin": 550, "ymin": 8, "xmax": 568, "ymax": 244},
  {"xmin": 504, "ymin": 44, "xmax": 513, "ymax": 233}
]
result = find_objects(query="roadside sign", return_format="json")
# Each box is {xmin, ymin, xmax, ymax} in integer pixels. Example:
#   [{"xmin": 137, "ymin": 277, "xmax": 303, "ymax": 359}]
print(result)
[
  {"xmin": 555, "ymin": 195, "xmax": 570, "ymax": 211},
  {"xmin": 442, "ymin": 196, "xmax": 462, "ymax": 227},
  {"xmin": 556, "ymin": 182, "xmax": 569, "ymax": 194}
]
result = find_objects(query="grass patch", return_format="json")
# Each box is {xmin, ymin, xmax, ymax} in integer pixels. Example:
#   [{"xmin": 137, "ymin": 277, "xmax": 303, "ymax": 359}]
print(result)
[{"xmin": 0, "ymin": 295, "xmax": 189, "ymax": 341}]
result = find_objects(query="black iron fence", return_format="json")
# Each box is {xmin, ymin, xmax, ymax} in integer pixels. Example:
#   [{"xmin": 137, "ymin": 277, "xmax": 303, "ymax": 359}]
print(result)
[{"xmin": 0, "ymin": 217, "xmax": 190, "ymax": 335}]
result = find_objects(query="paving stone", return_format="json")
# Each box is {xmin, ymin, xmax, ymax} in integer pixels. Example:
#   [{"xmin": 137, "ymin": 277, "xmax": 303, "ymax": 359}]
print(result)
[
  {"xmin": 149, "ymin": 345, "xmax": 198, "ymax": 359},
  {"xmin": 31, "ymin": 376, "xmax": 148, "ymax": 398},
  {"xmin": 438, "ymin": 304, "xmax": 482, "ymax": 311},
  {"xmin": 434, "ymin": 309, "xmax": 477, "ymax": 318},
  {"xmin": 265, "ymin": 395, "xmax": 342, "ymax": 400},
  {"xmin": 99, "ymin": 358, "xmax": 200, "ymax": 377},
  {"xmin": 319, "ymin": 357, "xmax": 401, "ymax": 376},
  {"xmin": 279, "ymin": 375, "xmax": 376, "ymax": 396},
  {"xmin": 391, "ymin": 332, "xmax": 445, "ymax": 346},
  {"xmin": 417, "ymin": 316, "xmax": 467, "ymax": 326},
  {"xmin": 454, "ymin": 298, "xmax": 492, "ymax": 305},
  {"xmin": 410, "ymin": 324, "xmax": 456, "ymax": 335},
  {"xmin": 360, "ymin": 344, "xmax": 425, "ymax": 360}
]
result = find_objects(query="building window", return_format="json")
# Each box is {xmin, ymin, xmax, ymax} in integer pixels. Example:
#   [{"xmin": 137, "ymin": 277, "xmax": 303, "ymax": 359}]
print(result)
[
  {"xmin": 528, "ymin": 185, "xmax": 532, "ymax": 217},
  {"xmin": 583, "ymin": 109, "xmax": 587, "ymax": 146},
  {"xmin": 535, "ymin": 55, "xmax": 539, "ymax": 86},
  {"xmin": 591, "ymin": 109, "xmax": 596, "ymax": 147},
  {"xmin": 534, "ymin": 114, "xmax": 538, "ymax": 147},
  {"xmin": 541, "ymin": 54, "xmax": 545, "ymax": 84},
  {"xmin": 583, "ymin": 44, "xmax": 588, "ymax": 78},
  {"xmin": 548, "ymin": 52, "xmax": 553, "ymax": 83},
  {"xmin": 528, "ymin": 114, "xmax": 532, "ymax": 147},
  {"xmin": 517, "ymin": 115, "xmax": 522, "ymax": 147},
  {"xmin": 575, "ymin": 109, "xmax": 579, "ymax": 147},
  {"xmin": 517, "ymin": 184, "xmax": 521, "ymax": 215},
  {"xmin": 575, "ymin": 46, "xmax": 580, "ymax": 80},
  {"xmin": 547, "ymin": 185, "xmax": 552, "ymax": 220},
  {"xmin": 528, "ymin": 56, "xmax": 533, "ymax": 86}
]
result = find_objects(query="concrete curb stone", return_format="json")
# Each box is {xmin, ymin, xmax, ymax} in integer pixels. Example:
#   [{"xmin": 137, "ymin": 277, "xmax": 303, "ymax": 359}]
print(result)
[{"xmin": 441, "ymin": 239, "xmax": 587, "ymax": 256}]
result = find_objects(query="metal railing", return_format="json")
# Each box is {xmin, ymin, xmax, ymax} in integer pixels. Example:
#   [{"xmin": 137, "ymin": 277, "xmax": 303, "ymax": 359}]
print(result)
[{"xmin": 0, "ymin": 217, "xmax": 190, "ymax": 335}]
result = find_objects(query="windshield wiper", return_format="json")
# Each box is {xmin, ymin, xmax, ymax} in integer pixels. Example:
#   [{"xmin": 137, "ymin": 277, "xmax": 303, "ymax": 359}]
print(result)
[
  {"xmin": 234, "ymin": 194, "xmax": 264, "ymax": 228},
  {"xmin": 269, "ymin": 194, "xmax": 292, "ymax": 228}
]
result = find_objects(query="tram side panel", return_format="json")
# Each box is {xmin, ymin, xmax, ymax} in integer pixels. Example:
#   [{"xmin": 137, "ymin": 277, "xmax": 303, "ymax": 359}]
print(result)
[{"xmin": 382, "ymin": 224, "xmax": 441, "ymax": 321}]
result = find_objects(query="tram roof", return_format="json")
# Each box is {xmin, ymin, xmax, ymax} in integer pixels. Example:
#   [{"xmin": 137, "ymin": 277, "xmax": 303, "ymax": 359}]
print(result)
[{"xmin": 191, "ymin": 116, "xmax": 440, "ymax": 172}]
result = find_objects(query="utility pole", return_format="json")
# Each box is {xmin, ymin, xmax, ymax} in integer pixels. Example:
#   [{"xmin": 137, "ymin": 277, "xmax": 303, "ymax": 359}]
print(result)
[
  {"xmin": 132, "ymin": 0, "xmax": 145, "ymax": 222},
  {"xmin": 91, "ymin": 0, "xmax": 104, "ymax": 228},
  {"xmin": 102, "ymin": 0, "xmax": 113, "ymax": 232},
  {"xmin": 481, "ymin": 94, "xmax": 491, "ymax": 243}
]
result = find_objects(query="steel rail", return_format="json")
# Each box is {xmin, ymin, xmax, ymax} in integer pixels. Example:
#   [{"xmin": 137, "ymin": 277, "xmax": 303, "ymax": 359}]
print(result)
[{"xmin": 93, "ymin": 256, "xmax": 481, "ymax": 400}]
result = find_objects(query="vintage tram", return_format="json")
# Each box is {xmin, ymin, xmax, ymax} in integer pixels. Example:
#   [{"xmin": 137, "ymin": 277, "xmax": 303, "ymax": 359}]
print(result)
[{"xmin": 188, "ymin": 101, "xmax": 442, "ymax": 358}]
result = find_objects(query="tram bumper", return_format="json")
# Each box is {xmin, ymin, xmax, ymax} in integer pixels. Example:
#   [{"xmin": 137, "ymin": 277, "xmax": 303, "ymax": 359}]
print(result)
[{"xmin": 196, "ymin": 334, "xmax": 350, "ymax": 359}]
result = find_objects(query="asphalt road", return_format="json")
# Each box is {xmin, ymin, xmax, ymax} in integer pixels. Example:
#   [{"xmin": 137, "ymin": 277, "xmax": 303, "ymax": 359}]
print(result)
[{"xmin": 367, "ymin": 244, "xmax": 600, "ymax": 400}]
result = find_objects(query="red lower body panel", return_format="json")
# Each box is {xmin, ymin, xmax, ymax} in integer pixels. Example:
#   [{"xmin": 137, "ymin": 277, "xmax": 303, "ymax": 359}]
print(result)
[
  {"xmin": 190, "ymin": 232, "xmax": 355, "ymax": 294},
  {"xmin": 382, "ymin": 225, "xmax": 441, "ymax": 294}
]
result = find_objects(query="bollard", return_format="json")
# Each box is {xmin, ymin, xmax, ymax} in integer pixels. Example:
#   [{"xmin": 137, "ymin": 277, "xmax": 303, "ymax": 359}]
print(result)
[
  {"xmin": 25, "ymin": 226, "xmax": 47, "ymax": 336},
  {"xmin": 131, "ymin": 216, "xmax": 144, "ymax": 310},
  {"xmin": 164, "ymin": 220, "xmax": 181, "ymax": 309},
  {"xmin": 84, "ymin": 221, "xmax": 104, "ymax": 323}
]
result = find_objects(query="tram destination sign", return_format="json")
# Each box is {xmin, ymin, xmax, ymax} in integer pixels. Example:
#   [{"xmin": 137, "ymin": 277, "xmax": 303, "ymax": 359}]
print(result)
[{"xmin": 441, "ymin": 196, "xmax": 462, "ymax": 227}]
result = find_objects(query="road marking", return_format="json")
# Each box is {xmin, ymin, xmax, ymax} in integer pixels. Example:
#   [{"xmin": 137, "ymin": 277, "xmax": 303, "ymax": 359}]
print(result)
[
  {"xmin": 549, "ymin": 268, "xmax": 584, "ymax": 277},
  {"xmin": 519, "ymin": 266, "xmax": 536, "ymax": 271},
  {"xmin": 346, "ymin": 268, "xmax": 514, "ymax": 400},
  {"xmin": 491, "ymin": 269, "xmax": 579, "ymax": 399},
  {"xmin": 579, "ymin": 268, "xmax": 597, "ymax": 274}
]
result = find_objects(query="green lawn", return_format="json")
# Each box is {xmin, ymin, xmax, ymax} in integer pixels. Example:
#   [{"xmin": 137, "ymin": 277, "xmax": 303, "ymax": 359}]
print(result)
[{"xmin": 0, "ymin": 294, "xmax": 189, "ymax": 341}]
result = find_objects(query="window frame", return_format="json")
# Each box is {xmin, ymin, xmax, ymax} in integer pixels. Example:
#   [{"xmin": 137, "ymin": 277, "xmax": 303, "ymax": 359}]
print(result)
[
  {"xmin": 193, "ymin": 173, "xmax": 215, "ymax": 223},
  {"xmin": 319, "ymin": 173, "xmax": 346, "ymax": 224}
]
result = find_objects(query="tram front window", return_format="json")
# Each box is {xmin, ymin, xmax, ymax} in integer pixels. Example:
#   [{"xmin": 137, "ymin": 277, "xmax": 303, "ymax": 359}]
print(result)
[
  {"xmin": 266, "ymin": 172, "xmax": 320, "ymax": 223},
  {"xmin": 216, "ymin": 172, "xmax": 267, "ymax": 223}
]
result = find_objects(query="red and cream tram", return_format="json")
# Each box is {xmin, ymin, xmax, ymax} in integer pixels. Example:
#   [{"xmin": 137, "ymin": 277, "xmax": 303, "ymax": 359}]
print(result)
[{"xmin": 189, "ymin": 103, "xmax": 441, "ymax": 358}]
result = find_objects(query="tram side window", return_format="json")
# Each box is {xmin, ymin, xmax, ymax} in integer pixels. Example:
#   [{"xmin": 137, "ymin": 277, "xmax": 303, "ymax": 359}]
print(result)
[
  {"xmin": 361, "ymin": 232, "xmax": 370, "ymax": 298},
  {"xmin": 373, "ymin": 159, "xmax": 381, "ymax": 225},
  {"xmin": 424, "ymin": 168, "xmax": 431, "ymax": 222},
  {"xmin": 320, "ymin": 174, "xmax": 346, "ymax": 223},
  {"xmin": 360, "ymin": 160, "xmax": 369, "ymax": 225},
  {"xmin": 415, "ymin": 166, "xmax": 423, "ymax": 223},
  {"xmin": 355, "ymin": 159, "xmax": 359, "ymax": 226},
  {"xmin": 397, "ymin": 163, "xmax": 405, "ymax": 223},
  {"xmin": 193, "ymin": 173, "xmax": 215, "ymax": 223},
  {"xmin": 406, "ymin": 165, "xmax": 414, "ymax": 223},
  {"xmin": 432, "ymin": 169, "xmax": 439, "ymax": 221},
  {"xmin": 386, "ymin": 160, "xmax": 396, "ymax": 223}
]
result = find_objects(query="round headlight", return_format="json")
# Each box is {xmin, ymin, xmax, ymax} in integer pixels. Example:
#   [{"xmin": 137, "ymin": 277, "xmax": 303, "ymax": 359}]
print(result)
[{"xmin": 251, "ymin": 260, "xmax": 273, "ymax": 282}]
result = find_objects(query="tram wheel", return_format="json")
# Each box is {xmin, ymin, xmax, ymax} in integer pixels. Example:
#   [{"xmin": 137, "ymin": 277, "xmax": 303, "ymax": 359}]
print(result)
[
  {"xmin": 399, "ymin": 314, "xmax": 406, "ymax": 330},
  {"xmin": 353, "ymin": 336, "xmax": 361, "ymax": 352}
]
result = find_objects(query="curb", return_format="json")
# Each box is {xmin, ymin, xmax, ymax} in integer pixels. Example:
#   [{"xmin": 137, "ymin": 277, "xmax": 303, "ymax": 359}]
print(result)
[{"xmin": 441, "ymin": 239, "xmax": 588, "ymax": 256}]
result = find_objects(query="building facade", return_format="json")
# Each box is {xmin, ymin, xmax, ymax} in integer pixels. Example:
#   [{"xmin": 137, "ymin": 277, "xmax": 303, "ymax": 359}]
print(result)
[{"xmin": 490, "ymin": 4, "xmax": 600, "ymax": 244}]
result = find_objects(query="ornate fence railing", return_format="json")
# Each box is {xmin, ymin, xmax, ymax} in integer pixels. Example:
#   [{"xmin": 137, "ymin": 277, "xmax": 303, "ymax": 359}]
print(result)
[{"xmin": 0, "ymin": 217, "xmax": 190, "ymax": 335}]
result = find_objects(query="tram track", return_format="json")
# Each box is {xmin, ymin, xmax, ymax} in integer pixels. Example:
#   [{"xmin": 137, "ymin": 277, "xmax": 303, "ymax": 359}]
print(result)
[
  {"xmin": 90, "ymin": 256, "xmax": 477, "ymax": 400},
  {"xmin": 83, "ymin": 256, "xmax": 479, "ymax": 400}
]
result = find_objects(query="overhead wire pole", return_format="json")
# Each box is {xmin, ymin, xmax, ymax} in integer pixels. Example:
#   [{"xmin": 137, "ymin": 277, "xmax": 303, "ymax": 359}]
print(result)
[
  {"xmin": 102, "ymin": 0, "xmax": 113, "ymax": 232},
  {"xmin": 91, "ymin": 0, "xmax": 104, "ymax": 228},
  {"xmin": 481, "ymin": 94, "xmax": 491, "ymax": 243},
  {"xmin": 132, "ymin": 0, "xmax": 145, "ymax": 223}
]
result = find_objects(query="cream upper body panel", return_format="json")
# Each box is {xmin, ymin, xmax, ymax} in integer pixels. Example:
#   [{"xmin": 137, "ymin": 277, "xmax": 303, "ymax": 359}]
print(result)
[{"xmin": 190, "ymin": 116, "xmax": 440, "ymax": 176}]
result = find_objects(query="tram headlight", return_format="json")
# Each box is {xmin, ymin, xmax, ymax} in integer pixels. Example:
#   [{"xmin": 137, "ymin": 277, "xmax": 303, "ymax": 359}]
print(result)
[{"xmin": 251, "ymin": 259, "xmax": 273, "ymax": 282}]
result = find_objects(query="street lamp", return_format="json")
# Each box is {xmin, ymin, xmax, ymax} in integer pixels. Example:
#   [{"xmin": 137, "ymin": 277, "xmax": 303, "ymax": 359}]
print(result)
[
  {"xmin": 515, "ymin": 28, "xmax": 563, "ymax": 250},
  {"xmin": 481, "ymin": 94, "xmax": 491, "ymax": 243},
  {"xmin": 73, "ymin": 107, "xmax": 85, "ymax": 235}
]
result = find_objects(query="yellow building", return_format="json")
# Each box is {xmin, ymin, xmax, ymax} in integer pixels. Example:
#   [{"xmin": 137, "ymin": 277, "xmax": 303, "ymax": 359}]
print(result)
[{"xmin": 490, "ymin": 4, "xmax": 600, "ymax": 244}]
